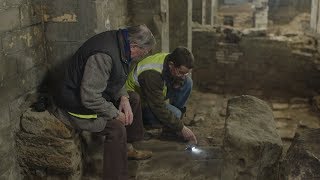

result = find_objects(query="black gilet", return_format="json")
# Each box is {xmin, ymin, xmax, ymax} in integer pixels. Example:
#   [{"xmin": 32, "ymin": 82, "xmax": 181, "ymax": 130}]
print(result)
[{"xmin": 56, "ymin": 30, "xmax": 129, "ymax": 114}]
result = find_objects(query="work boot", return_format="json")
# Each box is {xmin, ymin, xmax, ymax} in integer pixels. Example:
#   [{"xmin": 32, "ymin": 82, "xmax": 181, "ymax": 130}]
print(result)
[{"xmin": 127, "ymin": 143, "xmax": 152, "ymax": 160}]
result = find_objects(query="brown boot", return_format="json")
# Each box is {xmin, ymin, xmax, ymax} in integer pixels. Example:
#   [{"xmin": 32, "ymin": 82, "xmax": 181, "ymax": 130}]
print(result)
[{"xmin": 127, "ymin": 143, "xmax": 152, "ymax": 160}]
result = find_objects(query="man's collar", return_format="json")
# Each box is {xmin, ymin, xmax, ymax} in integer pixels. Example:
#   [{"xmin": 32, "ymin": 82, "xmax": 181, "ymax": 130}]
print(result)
[{"xmin": 117, "ymin": 29, "xmax": 131, "ymax": 65}]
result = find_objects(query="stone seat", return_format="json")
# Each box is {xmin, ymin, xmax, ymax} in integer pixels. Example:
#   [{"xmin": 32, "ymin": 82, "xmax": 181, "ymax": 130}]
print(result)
[{"xmin": 16, "ymin": 108, "xmax": 82, "ymax": 179}]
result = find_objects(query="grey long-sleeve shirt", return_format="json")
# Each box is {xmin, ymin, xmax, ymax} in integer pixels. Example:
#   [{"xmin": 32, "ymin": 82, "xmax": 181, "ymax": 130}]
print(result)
[{"xmin": 80, "ymin": 53, "xmax": 128, "ymax": 119}]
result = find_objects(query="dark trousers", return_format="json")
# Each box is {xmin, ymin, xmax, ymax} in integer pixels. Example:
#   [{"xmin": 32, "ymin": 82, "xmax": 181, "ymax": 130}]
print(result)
[{"xmin": 98, "ymin": 91, "xmax": 143, "ymax": 180}]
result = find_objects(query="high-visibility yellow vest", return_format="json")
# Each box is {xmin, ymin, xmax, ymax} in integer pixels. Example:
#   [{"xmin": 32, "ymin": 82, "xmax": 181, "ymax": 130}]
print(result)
[{"xmin": 126, "ymin": 53, "xmax": 168, "ymax": 97}]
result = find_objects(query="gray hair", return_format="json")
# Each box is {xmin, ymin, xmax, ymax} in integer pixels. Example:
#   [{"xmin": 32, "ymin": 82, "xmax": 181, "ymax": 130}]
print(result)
[{"xmin": 127, "ymin": 24, "xmax": 156, "ymax": 49}]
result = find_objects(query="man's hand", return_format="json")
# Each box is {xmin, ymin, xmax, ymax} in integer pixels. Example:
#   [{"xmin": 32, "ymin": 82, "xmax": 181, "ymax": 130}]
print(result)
[
  {"xmin": 115, "ymin": 111, "xmax": 126, "ymax": 125},
  {"xmin": 181, "ymin": 126, "xmax": 197, "ymax": 144},
  {"xmin": 118, "ymin": 96, "xmax": 133, "ymax": 125}
]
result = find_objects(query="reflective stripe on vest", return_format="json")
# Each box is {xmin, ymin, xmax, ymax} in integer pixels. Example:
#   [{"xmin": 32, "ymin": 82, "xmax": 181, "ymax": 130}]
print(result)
[
  {"xmin": 126, "ymin": 53, "xmax": 168, "ymax": 96},
  {"xmin": 133, "ymin": 63, "xmax": 164, "ymax": 87},
  {"xmin": 68, "ymin": 112, "xmax": 97, "ymax": 119}
]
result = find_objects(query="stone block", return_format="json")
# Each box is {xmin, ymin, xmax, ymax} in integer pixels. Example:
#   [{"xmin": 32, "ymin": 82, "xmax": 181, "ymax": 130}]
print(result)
[
  {"xmin": 222, "ymin": 95, "xmax": 283, "ymax": 180},
  {"xmin": 20, "ymin": 2, "xmax": 42, "ymax": 27},
  {"xmin": 0, "ymin": 0, "xmax": 5, "ymax": 9},
  {"xmin": 276, "ymin": 125, "xmax": 298, "ymax": 140},
  {"xmin": 0, "ymin": 76, "xmax": 23, "ymax": 105},
  {"xmin": 9, "ymin": 94, "xmax": 32, "ymax": 131},
  {"xmin": 0, "ymin": 8, "xmax": 20, "ymax": 32},
  {"xmin": 0, "ymin": 154, "xmax": 15, "ymax": 175},
  {"xmin": 273, "ymin": 110, "xmax": 291, "ymax": 119},
  {"xmin": 0, "ymin": 103, "xmax": 10, "ymax": 129},
  {"xmin": 6, "ymin": 45, "xmax": 45, "ymax": 74},
  {"xmin": 21, "ymin": 108, "xmax": 73, "ymax": 139},
  {"xmin": 4, "ymin": 0, "xmax": 24, "ymax": 7},
  {"xmin": 18, "ymin": 65, "xmax": 47, "ymax": 93},
  {"xmin": 0, "ymin": 166, "xmax": 19, "ymax": 180},
  {"xmin": 0, "ymin": 126, "xmax": 14, "ymax": 157},
  {"xmin": 0, "ymin": 36, "xmax": 2, "ymax": 51},
  {"xmin": 272, "ymin": 103, "xmax": 289, "ymax": 110},
  {"xmin": 40, "ymin": 0, "xmax": 78, "ymax": 19},
  {"xmin": 45, "ymin": 22, "xmax": 80, "ymax": 42},
  {"xmin": 16, "ymin": 108, "xmax": 82, "ymax": 178},
  {"xmin": 0, "ymin": 54, "xmax": 18, "ymax": 80},
  {"xmin": 282, "ymin": 129, "xmax": 320, "ymax": 179},
  {"xmin": 0, "ymin": 126, "xmax": 15, "ymax": 176},
  {"xmin": 46, "ymin": 41, "xmax": 81, "ymax": 67},
  {"xmin": 16, "ymin": 132, "xmax": 82, "ymax": 175},
  {"xmin": 2, "ymin": 25, "xmax": 44, "ymax": 54}
]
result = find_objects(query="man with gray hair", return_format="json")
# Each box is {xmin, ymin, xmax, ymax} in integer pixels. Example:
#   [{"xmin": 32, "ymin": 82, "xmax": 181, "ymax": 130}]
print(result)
[{"xmin": 53, "ymin": 25, "xmax": 155, "ymax": 180}]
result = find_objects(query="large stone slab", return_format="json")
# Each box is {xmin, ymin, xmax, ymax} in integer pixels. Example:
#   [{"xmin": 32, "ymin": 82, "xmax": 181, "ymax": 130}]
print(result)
[
  {"xmin": 134, "ymin": 139, "xmax": 223, "ymax": 180},
  {"xmin": 222, "ymin": 95, "xmax": 283, "ymax": 180},
  {"xmin": 282, "ymin": 129, "xmax": 320, "ymax": 180}
]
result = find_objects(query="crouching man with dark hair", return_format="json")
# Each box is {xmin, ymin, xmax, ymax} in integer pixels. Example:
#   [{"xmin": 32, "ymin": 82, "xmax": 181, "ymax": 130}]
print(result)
[{"xmin": 126, "ymin": 47, "xmax": 197, "ymax": 144}]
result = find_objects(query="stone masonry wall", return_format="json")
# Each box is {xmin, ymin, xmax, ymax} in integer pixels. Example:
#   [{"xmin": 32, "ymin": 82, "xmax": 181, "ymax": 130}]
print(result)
[
  {"xmin": 45, "ymin": 0, "xmax": 127, "ymax": 80},
  {"xmin": 268, "ymin": 0, "xmax": 311, "ymax": 24},
  {"xmin": 0, "ymin": 0, "xmax": 46, "ymax": 179},
  {"xmin": 169, "ymin": 0, "xmax": 189, "ymax": 51},
  {"xmin": 0, "ymin": 0, "xmax": 127, "ymax": 179},
  {"xmin": 192, "ymin": 30, "xmax": 320, "ymax": 99},
  {"xmin": 127, "ymin": 0, "xmax": 163, "ymax": 52}
]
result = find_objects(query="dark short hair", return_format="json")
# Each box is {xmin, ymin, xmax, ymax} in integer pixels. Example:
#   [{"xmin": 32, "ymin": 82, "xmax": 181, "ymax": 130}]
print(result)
[{"xmin": 167, "ymin": 47, "xmax": 194, "ymax": 69}]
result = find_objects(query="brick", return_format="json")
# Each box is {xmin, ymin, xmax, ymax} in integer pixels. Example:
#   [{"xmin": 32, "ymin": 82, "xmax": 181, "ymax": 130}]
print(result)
[
  {"xmin": 2, "ymin": 25, "xmax": 44, "ymax": 53},
  {"xmin": 0, "ymin": 8, "xmax": 20, "ymax": 32},
  {"xmin": 20, "ymin": 2, "xmax": 42, "ymax": 27}
]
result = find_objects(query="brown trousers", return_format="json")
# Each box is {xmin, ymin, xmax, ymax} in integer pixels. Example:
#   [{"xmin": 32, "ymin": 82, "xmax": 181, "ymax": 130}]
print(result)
[{"xmin": 97, "ymin": 91, "xmax": 144, "ymax": 180}]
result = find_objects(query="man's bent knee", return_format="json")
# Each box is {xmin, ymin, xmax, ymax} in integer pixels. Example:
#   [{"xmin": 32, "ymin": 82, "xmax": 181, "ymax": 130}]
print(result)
[
  {"xmin": 105, "ymin": 120, "xmax": 127, "ymax": 143},
  {"xmin": 128, "ymin": 91, "xmax": 141, "ymax": 104}
]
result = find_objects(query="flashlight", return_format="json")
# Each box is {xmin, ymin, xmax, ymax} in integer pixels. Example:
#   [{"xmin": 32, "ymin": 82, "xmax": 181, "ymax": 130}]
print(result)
[{"xmin": 185, "ymin": 144, "xmax": 202, "ymax": 154}]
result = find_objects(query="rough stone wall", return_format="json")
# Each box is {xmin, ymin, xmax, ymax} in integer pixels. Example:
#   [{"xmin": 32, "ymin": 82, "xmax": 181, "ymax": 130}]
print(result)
[
  {"xmin": 169, "ymin": 0, "xmax": 189, "ymax": 51},
  {"xmin": 0, "ymin": 0, "xmax": 127, "ymax": 179},
  {"xmin": 268, "ymin": 0, "xmax": 311, "ymax": 24},
  {"xmin": 0, "ymin": 0, "xmax": 46, "ymax": 179},
  {"xmin": 192, "ymin": 30, "xmax": 320, "ymax": 98},
  {"xmin": 128, "ymin": 0, "xmax": 165, "ymax": 52},
  {"xmin": 45, "ymin": 0, "xmax": 128, "ymax": 77}
]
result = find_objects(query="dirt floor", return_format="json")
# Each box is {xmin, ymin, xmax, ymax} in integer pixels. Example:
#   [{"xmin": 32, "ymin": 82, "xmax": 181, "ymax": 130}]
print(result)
[{"xmin": 83, "ymin": 90, "xmax": 320, "ymax": 179}]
